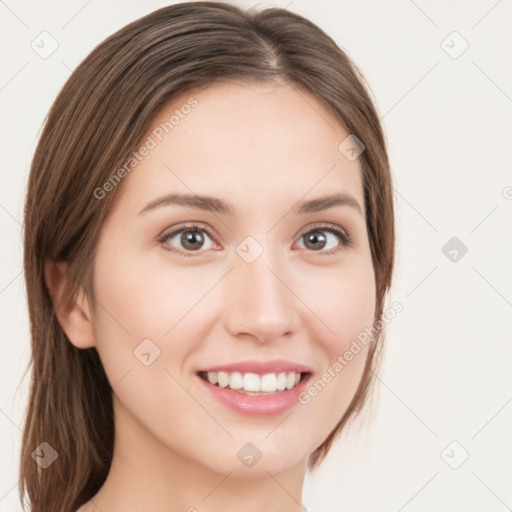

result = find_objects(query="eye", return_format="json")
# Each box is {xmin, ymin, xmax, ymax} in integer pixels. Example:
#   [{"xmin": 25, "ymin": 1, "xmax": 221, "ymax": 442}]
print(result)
[
  {"xmin": 295, "ymin": 223, "xmax": 353, "ymax": 255},
  {"xmin": 157, "ymin": 223, "xmax": 217, "ymax": 257},
  {"xmin": 157, "ymin": 222, "xmax": 352, "ymax": 257}
]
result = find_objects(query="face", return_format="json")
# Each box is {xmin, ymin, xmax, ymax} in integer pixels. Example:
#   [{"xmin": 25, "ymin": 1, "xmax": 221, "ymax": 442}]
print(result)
[{"xmin": 89, "ymin": 81, "xmax": 376, "ymax": 477}]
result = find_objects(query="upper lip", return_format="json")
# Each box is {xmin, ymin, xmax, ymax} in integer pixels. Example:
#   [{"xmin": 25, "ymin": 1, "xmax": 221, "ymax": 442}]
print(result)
[{"xmin": 197, "ymin": 359, "xmax": 312, "ymax": 375}]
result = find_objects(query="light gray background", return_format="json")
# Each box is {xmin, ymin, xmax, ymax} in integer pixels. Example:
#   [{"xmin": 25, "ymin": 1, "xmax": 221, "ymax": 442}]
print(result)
[{"xmin": 1, "ymin": 1, "xmax": 511, "ymax": 510}]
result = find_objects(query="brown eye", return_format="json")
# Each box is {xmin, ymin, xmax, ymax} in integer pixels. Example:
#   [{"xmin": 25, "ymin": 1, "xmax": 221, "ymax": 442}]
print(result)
[
  {"xmin": 297, "ymin": 225, "xmax": 352, "ymax": 254},
  {"xmin": 159, "ymin": 224, "xmax": 216, "ymax": 256},
  {"xmin": 302, "ymin": 230, "xmax": 328, "ymax": 251},
  {"xmin": 179, "ymin": 229, "xmax": 206, "ymax": 251}
]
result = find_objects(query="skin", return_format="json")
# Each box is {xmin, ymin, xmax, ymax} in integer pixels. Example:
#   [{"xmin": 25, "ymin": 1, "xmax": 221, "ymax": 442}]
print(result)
[{"xmin": 48, "ymin": 81, "xmax": 376, "ymax": 512}]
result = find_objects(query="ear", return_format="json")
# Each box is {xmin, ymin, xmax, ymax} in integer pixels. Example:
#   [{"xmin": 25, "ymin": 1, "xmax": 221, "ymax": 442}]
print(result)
[{"xmin": 44, "ymin": 260, "xmax": 96, "ymax": 349}]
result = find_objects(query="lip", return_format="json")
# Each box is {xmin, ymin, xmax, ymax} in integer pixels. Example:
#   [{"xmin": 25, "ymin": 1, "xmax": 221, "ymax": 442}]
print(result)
[
  {"xmin": 197, "ymin": 359, "xmax": 312, "ymax": 375},
  {"xmin": 196, "ymin": 367, "xmax": 312, "ymax": 416}
]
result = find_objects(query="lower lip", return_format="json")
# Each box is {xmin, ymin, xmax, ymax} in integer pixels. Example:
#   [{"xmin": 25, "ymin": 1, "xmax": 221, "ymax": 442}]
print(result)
[{"xmin": 197, "ymin": 374, "xmax": 311, "ymax": 416}]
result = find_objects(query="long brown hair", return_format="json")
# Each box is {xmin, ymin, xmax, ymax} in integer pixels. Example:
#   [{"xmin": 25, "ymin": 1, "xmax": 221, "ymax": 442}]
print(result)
[{"xmin": 20, "ymin": 2, "xmax": 394, "ymax": 511}]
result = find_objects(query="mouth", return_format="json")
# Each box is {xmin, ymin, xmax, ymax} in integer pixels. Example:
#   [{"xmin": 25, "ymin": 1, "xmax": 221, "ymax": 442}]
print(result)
[
  {"xmin": 195, "ymin": 361, "xmax": 312, "ymax": 416},
  {"xmin": 197, "ymin": 370, "xmax": 310, "ymax": 395}
]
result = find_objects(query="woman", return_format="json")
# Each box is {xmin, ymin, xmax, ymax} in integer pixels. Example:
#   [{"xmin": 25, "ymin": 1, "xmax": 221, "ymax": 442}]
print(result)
[{"xmin": 20, "ymin": 2, "xmax": 395, "ymax": 511}]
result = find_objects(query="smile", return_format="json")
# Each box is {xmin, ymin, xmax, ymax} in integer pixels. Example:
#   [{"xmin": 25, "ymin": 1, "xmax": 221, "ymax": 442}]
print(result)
[
  {"xmin": 197, "ymin": 371, "xmax": 307, "ymax": 394},
  {"xmin": 195, "ymin": 360, "xmax": 312, "ymax": 415}
]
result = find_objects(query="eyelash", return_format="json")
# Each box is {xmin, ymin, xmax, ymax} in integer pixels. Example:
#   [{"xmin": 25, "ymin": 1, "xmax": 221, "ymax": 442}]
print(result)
[{"xmin": 157, "ymin": 222, "xmax": 353, "ymax": 258}]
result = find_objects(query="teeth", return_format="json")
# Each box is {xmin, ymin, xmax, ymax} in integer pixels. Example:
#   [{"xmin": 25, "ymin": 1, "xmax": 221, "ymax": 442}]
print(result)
[
  {"xmin": 243, "ymin": 373, "xmax": 261, "ymax": 392},
  {"xmin": 203, "ymin": 371, "xmax": 304, "ymax": 393},
  {"xmin": 261, "ymin": 373, "xmax": 277, "ymax": 392},
  {"xmin": 229, "ymin": 372, "xmax": 243, "ymax": 390},
  {"xmin": 218, "ymin": 372, "xmax": 229, "ymax": 388},
  {"xmin": 276, "ymin": 372, "xmax": 286, "ymax": 390}
]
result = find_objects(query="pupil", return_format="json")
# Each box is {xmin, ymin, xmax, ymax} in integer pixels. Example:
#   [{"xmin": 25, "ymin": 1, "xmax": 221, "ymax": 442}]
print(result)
[
  {"xmin": 182, "ymin": 230, "xmax": 203, "ymax": 250},
  {"xmin": 306, "ymin": 231, "xmax": 325, "ymax": 250}
]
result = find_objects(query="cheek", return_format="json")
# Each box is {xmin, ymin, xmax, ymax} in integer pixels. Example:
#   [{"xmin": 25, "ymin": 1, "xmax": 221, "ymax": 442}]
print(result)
[
  {"xmin": 299, "ymin": 254, "xmax": 377, "ymax": 355},
  {"xmin": 91, "ymin": 242, "xmax": 180, "ymax": 339},
  {"xmin": 299, "ymin": 265, "xmax": 375, "ymax": 442},
  {"xmin": 89, "ymin": 241, "xmax": 169, "ymax": 382},
  {"xmin": 295, "ymin": 256, "xmax": 376, "ymax": 429},
  {"xmin": 90, "ymin": 241, "xmax": 219, "ymax": 390}
]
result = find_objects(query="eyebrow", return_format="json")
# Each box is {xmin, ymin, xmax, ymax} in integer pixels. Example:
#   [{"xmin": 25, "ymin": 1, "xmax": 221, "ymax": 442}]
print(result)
[{"xmin": 138, "ymin": 192, "xmax": 363, "ymax": 216}]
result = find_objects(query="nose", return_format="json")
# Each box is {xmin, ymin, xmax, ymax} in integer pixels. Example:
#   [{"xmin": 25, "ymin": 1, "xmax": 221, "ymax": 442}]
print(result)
[{"xmin": 223, "ymin": 247, "xmax": 300, "ymax": 344}]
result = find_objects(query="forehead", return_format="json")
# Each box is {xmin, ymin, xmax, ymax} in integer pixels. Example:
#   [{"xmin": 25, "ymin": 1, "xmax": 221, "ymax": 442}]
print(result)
[{"xmin": 110, "ymin": 81, "xmax": 365, "ymax": 217}]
